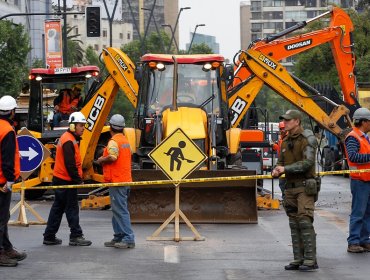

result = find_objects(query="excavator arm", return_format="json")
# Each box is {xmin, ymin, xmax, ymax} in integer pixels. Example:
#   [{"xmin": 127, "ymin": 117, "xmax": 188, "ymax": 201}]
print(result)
[
  {"xmin": 231, "ymin": 6, "xmax": 356, "ymax": 127},
  {"xmin": 80, "ymin": 48, "xmax": 138, "ymax": 175},
  {"xmin": 231, "ymin": 49, "xmax": 352, "ymax": 141}
]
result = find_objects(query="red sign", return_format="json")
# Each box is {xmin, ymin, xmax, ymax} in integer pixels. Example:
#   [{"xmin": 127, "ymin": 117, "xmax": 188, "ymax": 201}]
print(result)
[{"xmin": 44, "ymin": 19, "xmax": 63, "ymax": 68}]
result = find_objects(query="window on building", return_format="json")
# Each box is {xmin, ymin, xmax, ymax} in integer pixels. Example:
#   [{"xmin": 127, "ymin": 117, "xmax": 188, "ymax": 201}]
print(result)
[
  {"xmin": 75, "ymin": 28, "xmax": 79, "ymax": 35},
  {"xmin": 94, "ymin": 44, "xmax": 99, "ymax": 51},
  {"xmin": 119, "ymin": 33, "xmax": 123, "ymax": 39},
  {"xmin": 263, "ymin": 0, "xmax": 273, "ymax": 6},
  {"xmin": 251, "ymin": 34, "xmax": 260, "ymax": 41},
  {"xmin": 286, "ymin": 0, "xmax": 301, "ymax": 6},
  {"xmin": 307, "ymin": 11, "xmax": 318, "ymax": 18},
  {"xmin": 74, "ymin": 15, "xmax": 78, "ymax": 19},
  {"xmin": 251, "ymin": 1, "xmax": 262, "ymax": 11},
  {"xmin": 103, "ymin": 29, "xmax": 107, "ymax": 38},
  {"xmin": 305, "ymin": 0, "xmax": 317, "ymax": 7},
  {"xmin": 286, "ymin": 11, "xmax": 307, "ymax": 21},
  {"xmin": 251, "ymin": 23, "xmax": 263, "ymax": 32},
  {"xmin": 127, "ymin": 32, "xmax": 131, "ymax": 40},
  {"xmin": 263, "ymin": 0, "xmax": 284, "ymax": 7},
  {"xmin": 263, "ymin": 11, "xmax": 283, "ymax": 20},
  {"xmin": 286, "ymin": 57, "xmax": 294, "ymax": 63},
  {"xmin": 264, "ymin": 22, "xmax": 283, "ymax": 30},
  {"xmin": 340, "ymin": 0, "xmax": 354, "ymax": 8},
  {"xmin": 252, "ymin": 12, "xmax": 262, "ymax": 20}
]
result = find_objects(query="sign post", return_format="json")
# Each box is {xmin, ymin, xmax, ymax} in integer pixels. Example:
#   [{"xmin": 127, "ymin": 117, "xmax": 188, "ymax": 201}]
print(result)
[
  {"xmin": 9, "ymin": 128, "xmax": 50, "ymax": 226},
  {"xmin": 147, "ymin": 128, "xmax": 207, "ymax": 241}
]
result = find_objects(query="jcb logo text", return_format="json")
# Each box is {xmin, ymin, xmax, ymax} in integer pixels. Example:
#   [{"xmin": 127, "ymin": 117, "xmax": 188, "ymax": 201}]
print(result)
[
  {"xmin": 87, "ymin": 95, "xmax": 106, "ymax": 131},
  {"xmin": 230, "ymin": 97, "xmax": 248, "ymax": 126}
]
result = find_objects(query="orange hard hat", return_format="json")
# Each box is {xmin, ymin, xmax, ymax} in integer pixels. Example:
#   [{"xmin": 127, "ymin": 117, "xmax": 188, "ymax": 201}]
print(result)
[{"xmin": 279, "ymin": 121, "xmax": 285, "ymax": 129}]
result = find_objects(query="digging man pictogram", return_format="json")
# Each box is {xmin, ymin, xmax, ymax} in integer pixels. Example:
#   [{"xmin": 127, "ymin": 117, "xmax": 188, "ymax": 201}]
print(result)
[{"xmin": 164, "ymin": 141, "xmax": 194, "ymax": 171}]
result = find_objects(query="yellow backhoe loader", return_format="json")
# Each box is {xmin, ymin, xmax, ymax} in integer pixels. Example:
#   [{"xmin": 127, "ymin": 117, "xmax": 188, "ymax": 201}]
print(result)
[{"xmin": 15, "ymin": 49, "xmax": 258, "ymax": 223}]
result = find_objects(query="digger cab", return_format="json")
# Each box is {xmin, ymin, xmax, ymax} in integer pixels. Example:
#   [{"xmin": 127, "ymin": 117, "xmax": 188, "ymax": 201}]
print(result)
[
  {"xmin": 24, "ymin": 66, "xmax": 99, "ymax": 140},
  {"xmin": 135, "ymin": 54, "xmax": 230, "ymax": 166}
]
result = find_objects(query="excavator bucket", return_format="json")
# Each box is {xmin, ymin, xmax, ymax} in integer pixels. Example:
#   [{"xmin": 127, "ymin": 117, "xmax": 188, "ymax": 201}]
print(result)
[
  {"xmin": 82, "ymin": 170, "xmax": 257, "ymax": 223},
  {"xmin": 129, "ymin": 169, "xmax": 257, "ymax": 223}
]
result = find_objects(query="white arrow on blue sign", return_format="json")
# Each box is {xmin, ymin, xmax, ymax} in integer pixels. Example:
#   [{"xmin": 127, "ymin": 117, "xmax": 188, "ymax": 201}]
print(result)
[{"xmin": 17, "ymin": 135, "xmax": 44, "ymax": 173}]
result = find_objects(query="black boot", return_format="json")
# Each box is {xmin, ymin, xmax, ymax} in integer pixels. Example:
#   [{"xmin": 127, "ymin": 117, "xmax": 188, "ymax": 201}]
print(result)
[{"xmin": 299, "ymin": 263, "xmax": 319, "ymax": 271}]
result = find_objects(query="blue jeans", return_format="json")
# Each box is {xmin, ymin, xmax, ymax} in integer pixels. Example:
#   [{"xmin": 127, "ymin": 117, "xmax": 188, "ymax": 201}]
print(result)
[
  {"xmin": 53, "ymin": 112, "xmax": 69, "ymax": 127},
  {"xmin": 109, "ymin": 187, "xmax": 135, "ymax": 243},
  {"xmin": 347, "ymin": 179, "xmax": 370, "ymax": 245}
]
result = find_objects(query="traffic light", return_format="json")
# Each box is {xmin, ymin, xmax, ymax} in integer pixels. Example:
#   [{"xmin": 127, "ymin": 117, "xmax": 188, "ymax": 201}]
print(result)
[{"xmin": 86, "ymin": 6, "xmax": 101, "ymax": 37}]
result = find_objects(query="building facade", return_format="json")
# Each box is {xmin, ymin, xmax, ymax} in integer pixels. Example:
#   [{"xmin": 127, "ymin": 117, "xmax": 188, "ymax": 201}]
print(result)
[
  {"xmin": 1, "ymin": 0, "xmax": 52, "ymax": 65},
  {"xmin": 121, "ymin": 0, "xmax": 178, "ymax": 42},
  {"xmin": 240, "ymin": 0, "xmax": 357, "ymax": 68},
  {"xmin": 68, "ymin": 0, "xmax": 133, "ymax": 54},
  {"xmin": 185, "ymin": 33, "xmax": 220, "ymax": 54},
  {"xmin": 241, "ymin": 0, "xmax": 357, "ymax": 49}
]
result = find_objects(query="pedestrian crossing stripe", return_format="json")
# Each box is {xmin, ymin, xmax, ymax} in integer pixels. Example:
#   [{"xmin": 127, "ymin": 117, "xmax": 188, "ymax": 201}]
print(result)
[{"xmin": 149, "ymin": 128, "xmax": 207, "ymax": 185}]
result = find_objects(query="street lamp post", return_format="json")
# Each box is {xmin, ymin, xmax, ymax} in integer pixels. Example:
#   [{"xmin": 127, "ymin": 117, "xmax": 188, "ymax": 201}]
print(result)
[
  {"xmin": 162, "ymin": 24, "xmax": 179, "ymax": 53},
  {"xmin": 187, "ymin": 24, "xmax": 205, "ymax": 54},
  {"xmin": 167, "ymin": 6, "xmax": 191, "ymax": 53}
]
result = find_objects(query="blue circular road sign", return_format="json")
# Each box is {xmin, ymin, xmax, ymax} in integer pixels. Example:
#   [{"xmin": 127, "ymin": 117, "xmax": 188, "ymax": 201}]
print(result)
[{"xmin": 17, "ymin": 135, "xmax": 44, "ymax": 173}]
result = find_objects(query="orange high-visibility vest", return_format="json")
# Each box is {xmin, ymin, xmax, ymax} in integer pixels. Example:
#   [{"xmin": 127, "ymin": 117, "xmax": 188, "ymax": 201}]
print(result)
[
  {"xmin": 0, "ymin": 119, "xmax": 20, "ymax": 184},
  {"xmin": 58, "ymin": 92, "xmax": 80, "ymax": 114},
  {"xmin": 102, "ymin": 133, "xmax": 132, "ymax": 183},
  {"xmin": 345, "ymin": 127, "xmax": 370, "ymax": 181},
  {"xmin": 53, "ymin": 131, "xmax": 82, "ymax": 181}
]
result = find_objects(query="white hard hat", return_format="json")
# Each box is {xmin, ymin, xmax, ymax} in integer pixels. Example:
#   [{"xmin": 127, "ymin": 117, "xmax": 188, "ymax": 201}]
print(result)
[
  {"xmin": 69, "ymin": 112, "xmax": 87, "ymax": 124},
  {"xmin": 353, "ymin": 108, "xmax": 370, "ymax": 121},
  {"xmin": 109, "ymin": 114, "xmax": 125, "ymax": 130},
  {"xmin": 0, "ymin": 95, "xmax": 17, "ymax": 113}
]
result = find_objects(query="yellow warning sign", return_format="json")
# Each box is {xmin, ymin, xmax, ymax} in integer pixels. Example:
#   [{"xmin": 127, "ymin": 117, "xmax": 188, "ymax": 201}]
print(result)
[{"xmin": 149, "ymin": 128, "xmax": 207, "ymax": 184}]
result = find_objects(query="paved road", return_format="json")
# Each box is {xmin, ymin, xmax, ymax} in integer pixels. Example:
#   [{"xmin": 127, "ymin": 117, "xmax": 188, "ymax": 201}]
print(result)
[{"xmin": 1, "ymin": 175, "xmax": 370, "ymax": 279}]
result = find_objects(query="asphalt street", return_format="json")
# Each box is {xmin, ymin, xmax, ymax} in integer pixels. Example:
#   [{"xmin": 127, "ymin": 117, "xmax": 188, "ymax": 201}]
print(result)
[{"xmin": 1, "ymin": 175, "xmax": 370, "ymax": 280}]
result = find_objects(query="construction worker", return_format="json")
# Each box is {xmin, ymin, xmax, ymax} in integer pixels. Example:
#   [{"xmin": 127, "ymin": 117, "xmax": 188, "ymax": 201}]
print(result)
[
  {"xmin": 0, "ymin": 95, "xmax": 27, "ymax": 267},
  {"xmin": 95, "ymin": 114, "xmax": 135, "ymax": 249},
  {"xmin": 272, "ymin": 109, "xmax": 319, "ymax": 271},
  {"xmin": 53, "ymin": 84, "xmax": 83, "ymax": 127},
  {"xmin": 344, "ymin": 108, "xmax": 370, "ymax": 253},
  {"xmin": 43, "ymin": 111, "xmax": 92, "ymax": 247}
]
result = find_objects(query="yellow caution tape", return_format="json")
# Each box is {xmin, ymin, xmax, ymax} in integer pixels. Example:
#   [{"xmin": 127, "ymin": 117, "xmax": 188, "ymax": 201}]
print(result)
[{"xmin": 15, "ymin": 168, "xmax": 370, "ymax": 192}]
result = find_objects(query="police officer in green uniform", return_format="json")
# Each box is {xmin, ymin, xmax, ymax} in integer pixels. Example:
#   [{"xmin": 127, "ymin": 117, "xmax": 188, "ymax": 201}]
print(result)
[{"xmin": 272, "ymin": 109, "xmax": 319, "ymax": 271}]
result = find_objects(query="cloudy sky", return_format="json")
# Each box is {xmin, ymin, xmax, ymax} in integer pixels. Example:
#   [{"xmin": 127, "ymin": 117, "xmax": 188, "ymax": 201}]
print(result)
[
  {"xmin": 55, "ymin": 0, "xmax": 242, "ymax": 61},
  {"xmin": 178, "ymin": 0, "xmax": 241, "ymax": 61}
]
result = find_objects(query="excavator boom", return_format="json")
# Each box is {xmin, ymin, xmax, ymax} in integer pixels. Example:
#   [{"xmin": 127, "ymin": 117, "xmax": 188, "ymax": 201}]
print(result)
[
  {"xmin": 235, "ymin": 49, "xmax": 352, "ymax": 140},
  {"xmin": 80, "ymin": 48, "xmax": 138, "ymax": 174},
  {"xmin": 231, "ymin": 6, "xmax": 356, "ymax": 128}
]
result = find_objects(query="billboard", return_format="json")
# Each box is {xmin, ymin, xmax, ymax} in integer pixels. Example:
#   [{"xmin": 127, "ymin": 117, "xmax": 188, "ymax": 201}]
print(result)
[{"xmin": 44, "ymin": 19, "xmax": 63, "ymax": 68}]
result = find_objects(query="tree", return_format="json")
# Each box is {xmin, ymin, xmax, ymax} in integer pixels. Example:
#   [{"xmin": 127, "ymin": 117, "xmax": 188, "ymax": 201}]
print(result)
[
  {"xmin": 0, "ymin": 21, "xmax": 30, "ymax": 97},
  {"xmin": 84, "ymin": 45, "xmax": 101, "ymax": 66},
  {"xmin": 31, "ymin": 58, "xmax": 45, "ymax": 68},
  {"xmin": 293, "ymin": 8, "xmax": 370, "ymax": 86},
  {"xmin": 181, "ymin": 43, "xmax": 213, "ymax": 54},
  {"xmin": 66, "ymin": 25, "xmax": 85, "ymax": 66},
  {"xmin": 121, "ymin": 31, "xmax": 171, "ymax": 63},
  {"xmin": 348, "ymin": 8, "xmax": 370, "ymax": 82}
]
